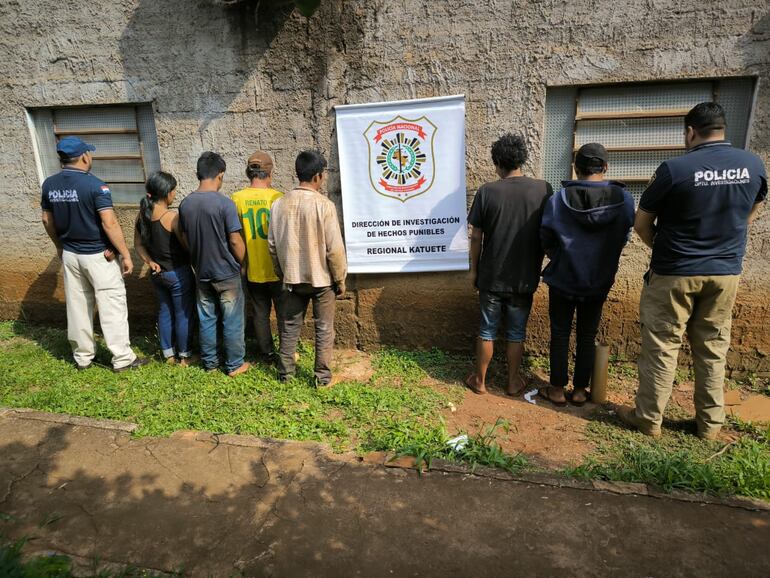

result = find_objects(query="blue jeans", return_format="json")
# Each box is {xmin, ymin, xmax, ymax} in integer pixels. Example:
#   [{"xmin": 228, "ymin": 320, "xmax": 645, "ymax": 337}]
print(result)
[
  {"xmin": 196, "ymin": 275, "xmax": 246, "ymax": 372},
  {"xmin": 151, "ymin": 266, "xmax": 196, "ymax": 359},
  {"xmin": 478, "ymin": 290, "xmax": 533, "ymax": 342}
]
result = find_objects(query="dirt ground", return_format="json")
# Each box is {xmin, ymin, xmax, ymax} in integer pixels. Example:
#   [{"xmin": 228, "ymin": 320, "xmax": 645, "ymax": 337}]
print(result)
[
  {"xmin": 334, "ymin": 348, "xmax": 727, "ymax": 469},
  {"xmin": 441, "ymin": 366, "xmax": 728, "ymax": 468},
  {"xmin": 2, "ymin": 409, "xmax": 769, "ymax": 577}
]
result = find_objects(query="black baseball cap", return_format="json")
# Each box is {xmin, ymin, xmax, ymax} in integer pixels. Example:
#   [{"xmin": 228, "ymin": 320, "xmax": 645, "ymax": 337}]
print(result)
[{"xmin": 575, "ymin": 143, "xmax": 608, "ymax": 166}]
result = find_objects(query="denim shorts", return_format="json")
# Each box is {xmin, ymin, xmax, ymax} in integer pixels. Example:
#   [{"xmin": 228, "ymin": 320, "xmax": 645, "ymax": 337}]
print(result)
[{"xmin": 478, "ymin": 290, "xmax": 533, "ymax": 342}]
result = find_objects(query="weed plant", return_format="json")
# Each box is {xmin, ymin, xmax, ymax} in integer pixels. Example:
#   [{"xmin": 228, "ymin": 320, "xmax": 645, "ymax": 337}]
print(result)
[
  {"xmin": 568, "ymin": 417, "xmax": 770, "ymax": 499},
  {"xmin": 391, "ymin": 418, "xmax": 530, "ymax": 474},
  {"xmin": 0, "ymin": 534, "xmax": 176, "ymax": 577}
]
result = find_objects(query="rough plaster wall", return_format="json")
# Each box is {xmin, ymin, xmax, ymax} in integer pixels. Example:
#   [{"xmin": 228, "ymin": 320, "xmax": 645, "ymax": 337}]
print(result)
[{"xmin": 0, "ymin": 0, "xmax": 768, "ymax": 373}]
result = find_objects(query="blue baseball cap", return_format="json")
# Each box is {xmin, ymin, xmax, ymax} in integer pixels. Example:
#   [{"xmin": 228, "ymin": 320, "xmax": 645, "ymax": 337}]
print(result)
[{"xmin": 57, "ymin": 136, "xmax": 96, "ymax": 159}]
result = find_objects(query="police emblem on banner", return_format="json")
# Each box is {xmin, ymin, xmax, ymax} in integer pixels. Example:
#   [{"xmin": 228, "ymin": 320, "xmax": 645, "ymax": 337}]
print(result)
[{"xmin": 364, "ymin": 116, "xmax": 437, "ymax": 202}]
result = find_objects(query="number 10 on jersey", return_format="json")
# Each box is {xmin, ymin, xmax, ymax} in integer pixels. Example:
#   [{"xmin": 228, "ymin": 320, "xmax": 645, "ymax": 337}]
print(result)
[{"xmin": 242, "ymin": 207, "xmax": 270, "ymax": 240}]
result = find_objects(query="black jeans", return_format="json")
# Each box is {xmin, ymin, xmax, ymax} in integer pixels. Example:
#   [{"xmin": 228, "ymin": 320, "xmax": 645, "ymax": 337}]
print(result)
[
  {"xmin": 549, "ymin": 287, "xmax": 606, "ymax": 390},
  {"xmin": 278, "ymin": 284, "xmax": 336, "ymax": 384},
  {"xmin": 246, "ymin": 280, "xmax": 283, "ymax": 357}
]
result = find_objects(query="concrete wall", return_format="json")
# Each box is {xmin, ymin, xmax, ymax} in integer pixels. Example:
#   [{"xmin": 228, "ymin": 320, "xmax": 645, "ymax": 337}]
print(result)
[{"xmin": 1, "ymin": 0, "xmax": 769, "ymax": 373}]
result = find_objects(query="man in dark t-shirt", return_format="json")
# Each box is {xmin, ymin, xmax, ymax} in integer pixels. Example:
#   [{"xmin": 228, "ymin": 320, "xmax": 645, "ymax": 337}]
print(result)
[
  {"xmin": 41, "ymin": 136, "xmax": 147, "ymax": 372},
  {"xmin": 466, "ymin": 133, "xmax": 553, "ymax": 396},
  {"xmin": 179, "ymin": 152, "xmax": 249, "ymax": 377},
  {"xmin": 619, "ymin": 103, "xmax": 767, "ymax": 440}
]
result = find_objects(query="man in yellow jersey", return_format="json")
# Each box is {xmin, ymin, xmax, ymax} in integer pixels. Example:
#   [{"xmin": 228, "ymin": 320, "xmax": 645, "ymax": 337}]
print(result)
[{"xmin": 231, "ymin": 151, "xmax": 284, "ymax": 363}]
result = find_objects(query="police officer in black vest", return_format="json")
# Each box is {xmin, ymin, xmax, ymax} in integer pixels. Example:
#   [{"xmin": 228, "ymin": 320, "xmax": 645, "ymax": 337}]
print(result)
[{"xmin": 620, "ymin": 102, "xmax": 767, "ymax": 440}]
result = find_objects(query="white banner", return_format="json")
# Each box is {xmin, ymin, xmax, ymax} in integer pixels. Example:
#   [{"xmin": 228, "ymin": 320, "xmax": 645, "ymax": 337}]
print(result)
[{"xmin": 335, "ymin": 95, "xmax": 469, "ymax": 273}]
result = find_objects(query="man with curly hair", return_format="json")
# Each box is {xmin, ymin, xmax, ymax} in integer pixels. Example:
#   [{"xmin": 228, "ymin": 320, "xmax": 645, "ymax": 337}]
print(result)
[{"xmin": 466, "ymin": 133, "xmax": 553, "ymax": 396}]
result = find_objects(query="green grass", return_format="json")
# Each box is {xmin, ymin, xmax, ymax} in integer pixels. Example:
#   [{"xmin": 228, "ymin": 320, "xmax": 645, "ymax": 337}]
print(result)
[
  {"xmin": 0, "ymin": 322, "xmax": 469, "ymax": 457},
  {"xmin": 567, "ymin": 414, "xmax": 770, "ymax": 499},
  {"xmin": 0, "ymin": 535, "xmax": 175, "ymax": 577},
  {"xmin": 388, "ymin": 418, "xmax": 530, "ymax": 475},
  {"xmin": 0, "ymin": 322, "xmax": 529, "ymax": 477},
  {"xmin": 5, "ymin": 320, "xmax": 768, "ymax": 499},
  {"xmin": 730, "ymin": 373, "xmax": 770, "ymax": 396}
]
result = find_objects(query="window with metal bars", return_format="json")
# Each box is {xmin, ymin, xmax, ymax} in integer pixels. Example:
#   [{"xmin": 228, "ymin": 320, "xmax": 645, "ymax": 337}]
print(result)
[
  {"xmin": 27, "ymin": 104, "xmax": 161, "ymax": 205},
  {"xmin": 543, "ymin": 78, "xmax": 757, "ymax": 202}
]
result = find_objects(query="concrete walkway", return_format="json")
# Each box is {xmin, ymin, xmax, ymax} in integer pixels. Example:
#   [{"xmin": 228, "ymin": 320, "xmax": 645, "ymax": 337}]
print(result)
[{"xmin": 1, "ymin": 408, "xmax": 769, "ymax": 577}]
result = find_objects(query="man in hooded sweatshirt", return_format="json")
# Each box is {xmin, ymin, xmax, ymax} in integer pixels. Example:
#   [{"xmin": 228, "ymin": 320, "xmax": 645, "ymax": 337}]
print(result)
[{"xmin": 539, "ymin": 143, "xmax": 635, "ymax": 406}]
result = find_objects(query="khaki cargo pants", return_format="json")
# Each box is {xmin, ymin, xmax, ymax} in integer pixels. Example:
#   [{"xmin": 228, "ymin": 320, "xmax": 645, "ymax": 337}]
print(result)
[
  {"xmin": 635, "ymin": 272, "xmax": 739, "ymax": 436},
  {"xmin": 62, "ymin": 250, "xmax": 136, "ymax": 370}
]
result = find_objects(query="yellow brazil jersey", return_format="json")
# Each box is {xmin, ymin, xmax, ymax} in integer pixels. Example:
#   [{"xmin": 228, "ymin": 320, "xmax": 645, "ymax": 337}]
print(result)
[{"xmin": 231, "ymin": 187, "xmax": 283, "ymax": 283}]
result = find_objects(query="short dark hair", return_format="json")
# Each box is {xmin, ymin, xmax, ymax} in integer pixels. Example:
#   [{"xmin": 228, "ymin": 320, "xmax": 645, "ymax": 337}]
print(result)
[
  {"xmin": 295, "ymin": 150, "xmax": 327, "ymax": 182},
  {"xmin": 491, "ymin": 133, "xmax": 528, "ymax": 172},
  {"xmin": 246, "ymin": 166, "xmax": 271, "ymax": 181},
  {"xmin": 58, "ymin": 152, "xmax": 82, "ymax": 165},
  {"xmin": 685, "ymin": 102, "xmax": 727, "ymax": 137},
  {"xmin": 196, "ymin": 151, "xmax": 226, "ymax": 181},
  {"xmin": 575, "ymin": 157, "xmax": 606, "ymax": 176}
]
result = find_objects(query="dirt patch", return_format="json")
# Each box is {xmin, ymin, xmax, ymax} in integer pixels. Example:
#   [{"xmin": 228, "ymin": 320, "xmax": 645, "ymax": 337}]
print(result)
[
  {"xmin": 332, "ymin": 349, "xmax": 375, "ymax": 383},
  {"xmin": 444, "ymin": 388, "xmax": 596, "ymax": 469},
  {"xmin": 442, "ymin": 366, "xmax": 597, "ymax": 469},
  {"xmin": 438, "ymin": 364, "xmax": 734, "ymax": 469},
  {"xmin": 725, "ymin": 390, "xmax": 770, "ymax": 423}
]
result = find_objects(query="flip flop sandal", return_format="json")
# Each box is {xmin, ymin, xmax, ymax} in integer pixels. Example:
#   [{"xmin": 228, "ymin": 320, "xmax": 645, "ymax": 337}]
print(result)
[
  {"xmin": 464, "ymin": 373, "xmax": 486, "ymax": 395},
  {"xmin": 505, "ymin": 375, "xmax": 528, "ymax": 397},
  {"xmin": 537, "ymin": 386, "xmax": 568, "ymax": 407},
  {"xmin": 570, "ymin": 389, "xmax": 590, "ymax": 407}
]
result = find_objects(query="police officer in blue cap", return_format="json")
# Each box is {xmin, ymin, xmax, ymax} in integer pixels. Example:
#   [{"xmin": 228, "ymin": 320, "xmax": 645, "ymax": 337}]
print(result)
[{"xmin": 41, "ymin": 136, "xmax": 148, "ymax": 372}]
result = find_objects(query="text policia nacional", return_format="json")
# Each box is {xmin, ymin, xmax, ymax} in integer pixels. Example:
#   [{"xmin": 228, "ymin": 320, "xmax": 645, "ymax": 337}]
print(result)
[{"xmin": 351, "ymin": 216, "xmax": 461, "ymax": 255}]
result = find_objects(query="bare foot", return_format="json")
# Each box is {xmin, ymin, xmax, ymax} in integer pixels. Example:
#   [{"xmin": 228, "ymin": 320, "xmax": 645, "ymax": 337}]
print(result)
[
  {"xmin": 505, "ymin": 373, "xmax": 528, "ymax": 397},
  {"xmin": 464, "ymin": 373, "xmax": 486, "ymax": 395},
  {"xmin": 570, "ymin": 388, "xmax": 589, "ymax": 406},
  {"xmin": 538, "ymin": 385, "xmax": 568, "ymax": 407}
]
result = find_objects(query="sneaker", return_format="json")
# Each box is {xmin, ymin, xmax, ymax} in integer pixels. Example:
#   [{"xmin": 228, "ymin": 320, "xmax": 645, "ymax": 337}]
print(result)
[
  {"xmin": 617, "ymin": 405, "xmax": 662, "ymax": 438},
  {"xmin": 227, "ymin": 362, "xmax": 251, "ymax": 378},
  {"xmin": 75, "ymin": 363, "xmax": 92, "ymax": 371},
  {"xmin": 113, "ymin": 357, "xmax": 151, "ymax": 373}
]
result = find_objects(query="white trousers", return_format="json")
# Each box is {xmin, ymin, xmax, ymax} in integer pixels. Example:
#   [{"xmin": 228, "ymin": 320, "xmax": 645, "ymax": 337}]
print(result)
[{"xmin": 62, "ymin": 250, "xmax": 136, "ymax": 369}]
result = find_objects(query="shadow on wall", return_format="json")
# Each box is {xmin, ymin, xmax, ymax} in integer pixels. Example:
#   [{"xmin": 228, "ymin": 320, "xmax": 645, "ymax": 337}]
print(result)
[
  {"xmin": 19, "ymin": 257, "xmax": 65, "ymax": 325},
  {"xmin": 738, "ymin": 10, "xmax": 769, "ymax": 72},
  {"xmin": 118, "ymin": 0, "xmax": 293, "ymax": 129},
  {"xmin": 19, "ymin": 254, "xmax": 159, "ymax": 339},
  {"xmin": 117, "ymin": 0, "xmax": 367, "ymax": 138}
]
